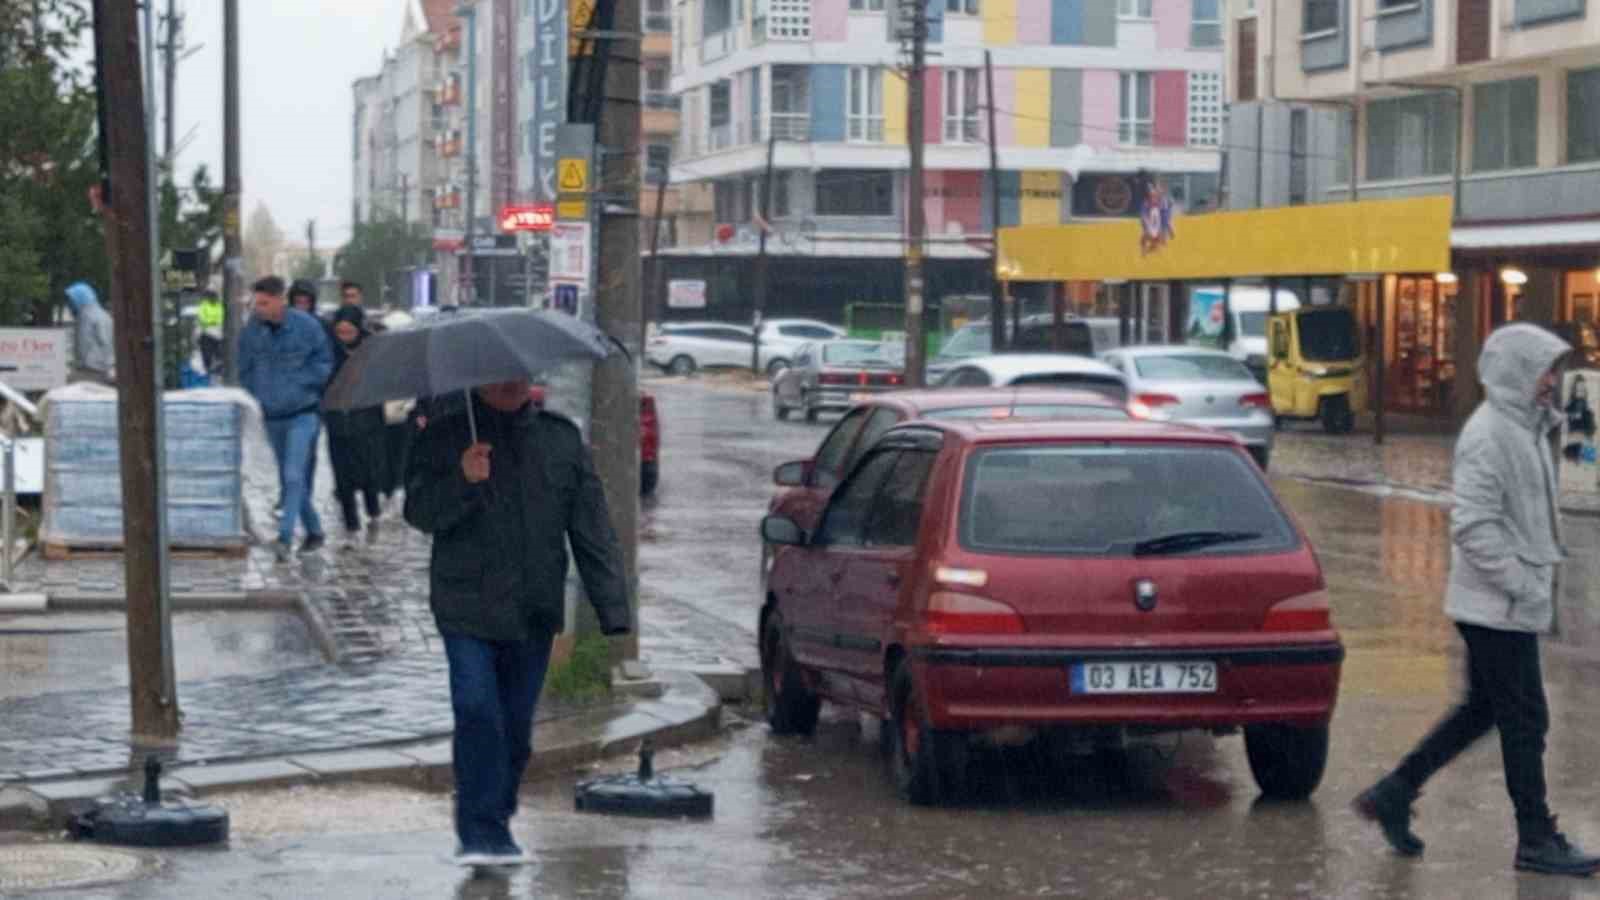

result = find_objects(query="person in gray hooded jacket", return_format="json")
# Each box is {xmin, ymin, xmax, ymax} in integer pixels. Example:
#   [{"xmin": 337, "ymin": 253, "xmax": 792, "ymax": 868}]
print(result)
[
  {"xmin": 64, "ymin": 282, "xmax": 115, "ymax": 383},
  {"xmin": 1356, "ymin": 323, "xmax": 1600, "ymax": 877}
]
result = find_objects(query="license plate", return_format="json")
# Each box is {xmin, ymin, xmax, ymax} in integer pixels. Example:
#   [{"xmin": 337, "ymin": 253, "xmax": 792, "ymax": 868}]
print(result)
[{"xmin": 1071, "ymin": 661, "xmax": 1217, "ymax": 694}]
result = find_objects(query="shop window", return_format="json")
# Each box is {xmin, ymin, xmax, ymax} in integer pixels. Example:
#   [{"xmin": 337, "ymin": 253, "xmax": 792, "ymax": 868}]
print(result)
[
  {"xmin": 815, "ymin": 170, "xmax": 893, "ymax": 216},
  {"xmin": 1365, "ymin": 93, "xmax": 1456, "ymax": 181},
  {"xmin": 1473, "ymin": 78, "xmax": 1538, "ymax": 172},
  {"xmin": 1569, "ymin": 68, "xmax": 1600, "ymax": 164}
]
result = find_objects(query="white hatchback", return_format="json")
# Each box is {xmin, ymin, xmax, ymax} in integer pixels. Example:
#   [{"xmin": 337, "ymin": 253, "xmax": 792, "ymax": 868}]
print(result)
[{"xmin": 647, "ymin": 322, "xmax": 756, "ymax": 375}]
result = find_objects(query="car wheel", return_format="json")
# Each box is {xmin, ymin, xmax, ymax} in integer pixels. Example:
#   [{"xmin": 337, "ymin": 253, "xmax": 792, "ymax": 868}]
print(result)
[
  {"xmin": 772, "ymin": 390, "xmax": 790, "ymax": 421},
  {"xmin": 887, "ymin": 661, "xmax": 968, "ymax": 805},
  {"xmin": 766, "ymin": 358, "xmax": 791, "ymax": 378},
  {"xmin": 1321, "ymin": 395, "xmax": 1354, "ymax": 435},
  {"xmin": 1244, "ymin": 723, "xmax": 1329, "ymax": 800},
  {"xmin": 668, "ymin": 355, "xmax": 697, "ymax": 377},
  {"xmin": 762, "ymin": 613, "xmax": 820, "ymax": 736},
  {"xmin": 639, "ymin": 460, "xmax": 659, "ymax": 496}
]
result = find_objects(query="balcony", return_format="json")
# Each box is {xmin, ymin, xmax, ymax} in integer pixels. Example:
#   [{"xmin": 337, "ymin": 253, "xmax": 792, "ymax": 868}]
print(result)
[{"xmin": 770, "ymin": 113, "xmax": 810, "ymax": 141}]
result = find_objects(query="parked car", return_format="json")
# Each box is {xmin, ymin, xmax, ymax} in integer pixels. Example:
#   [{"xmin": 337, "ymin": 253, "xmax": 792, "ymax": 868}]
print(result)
[
  {"xmin": 1101, "ymin": 346, "xmax": 1275, "ymax": 469},
  {"xmin": 927, "ymin": 315, "xmax": 1122, "ymax": 383},
  {"xmin": 529, "ymin": 385, "xmax": 661, "ymax": 495},
  {"xmin": 646, "ymin": 322, "xmax": 755, "ymax": 375},
  {"xmin": 934, "ymin": 353, "xmax": 1129, "ymax": 402},
  {"xmin": 757, "ymin": 319, "xmax": 848, "ymax": 376},
  {"xmin": 772, "ymin": 340, "xmax": 906, "ymax": 422},
  {"xmin": 759, "ymin": 418, "xmax": 1341, "ymax": 805}
]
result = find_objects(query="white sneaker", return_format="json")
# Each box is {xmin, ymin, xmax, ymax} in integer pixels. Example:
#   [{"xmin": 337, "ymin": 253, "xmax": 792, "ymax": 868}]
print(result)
[{"xmin": 454, "ymin": 851, "xmax": 499, "ymax": 868}]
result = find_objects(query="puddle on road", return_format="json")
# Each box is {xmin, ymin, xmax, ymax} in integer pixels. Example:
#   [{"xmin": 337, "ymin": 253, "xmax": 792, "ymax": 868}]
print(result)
[{"xmin": 0, "ymin": 610, "xmax": 320, "ymax": 700}]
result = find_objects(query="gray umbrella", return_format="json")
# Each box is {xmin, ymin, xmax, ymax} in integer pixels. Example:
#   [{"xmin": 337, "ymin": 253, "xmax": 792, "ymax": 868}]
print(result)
[{"xmin": 322, "ymin": 308, "xmax": 614, "ymax": 442}]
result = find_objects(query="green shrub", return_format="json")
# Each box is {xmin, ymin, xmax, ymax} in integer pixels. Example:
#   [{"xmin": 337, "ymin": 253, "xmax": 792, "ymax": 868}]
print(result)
[{"xmin": 544, "ymin": 633, "xmax": 612, "ymax": 702}]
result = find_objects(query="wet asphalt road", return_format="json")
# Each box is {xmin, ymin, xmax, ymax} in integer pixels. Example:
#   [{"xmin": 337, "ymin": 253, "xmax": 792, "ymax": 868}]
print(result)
[{"xmin": 24, "ymin": 377, "xmax": 1600, "ymax": 899}]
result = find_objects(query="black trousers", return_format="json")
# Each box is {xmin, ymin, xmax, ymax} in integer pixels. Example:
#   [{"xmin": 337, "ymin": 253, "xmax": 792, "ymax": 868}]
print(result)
[{"xmin": 1393, "ymin": 622, "xmax": 1553, "ymax": 841}]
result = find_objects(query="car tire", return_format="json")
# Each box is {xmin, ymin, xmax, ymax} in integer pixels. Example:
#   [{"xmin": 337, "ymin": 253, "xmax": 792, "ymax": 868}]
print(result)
[
  {"xmin": 762, "ymin": 614, "xmax": 820, "ymax": 736},
  {"xmin": 668, "ymin": 355, "xmax": 697, "ymax": 377},
  {"xmin": 766, "ymin": 358, "xmax": 791, "ymax": 378},
  {"xmin": 639, "ymin": 460, "xmax": 659, "ymax": 496},
  {"xmin": 1244, "ymin": 723, "xmax": 1329, "ymax": 800},
  {"xmin": 1321, "ymin": 395, "xmax": 1354, "ymax": 435},
  {"xmin": 887, "ymin": 661, "xmax": 968, "ymax": 806},
  {"xmin": 773, "ymin": 390, "xmax": 790, "ymax": 421}
]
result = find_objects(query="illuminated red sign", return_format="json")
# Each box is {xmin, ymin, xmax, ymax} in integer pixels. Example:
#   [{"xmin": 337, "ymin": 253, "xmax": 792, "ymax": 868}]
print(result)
[{"xmin": 499, "ymin": 205, "xmax": 554, "ymax": 233}]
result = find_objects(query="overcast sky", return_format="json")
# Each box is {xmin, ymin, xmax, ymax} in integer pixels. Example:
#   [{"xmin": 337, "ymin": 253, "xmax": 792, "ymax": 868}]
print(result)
[{"xmin": 168, "ymin": 0, "xmax": 411, "ymax": 251}]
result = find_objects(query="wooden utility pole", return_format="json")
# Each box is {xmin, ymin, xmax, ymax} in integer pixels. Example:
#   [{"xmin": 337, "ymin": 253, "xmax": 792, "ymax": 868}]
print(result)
[
  {"xmin": 92, "ymin": 0, "xmax": 180, "ymax": 742},
  {"xmin": 221, "ymin": 0, "xmax": 241, "ymax": 382},
  {"xmin": 984, "ymin": 51, "xmax": 1003, "ymax": 354},
  {"xmin": 902, "ymin": 0, "xmax": 928, "ymax": 387},
  {"xmin": 590, "ymin": 0, "xmax": 642, "ymax": 661}
]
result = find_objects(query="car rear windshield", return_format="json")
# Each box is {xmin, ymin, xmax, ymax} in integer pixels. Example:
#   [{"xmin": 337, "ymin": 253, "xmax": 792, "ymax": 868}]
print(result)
[
  {"xmin": 926, "ymin": 404, "xmax": 1129, "ymax": 421},
  {"xmin": 823, "ymin": 342, "xmax": 903, "ymax": 367},
  {"xmin": 1133, "ymin": 354, "xmax": 1254, "ymax": 382},
  {"xmin": 960, "ymin": 444, "xmax": 1297, "ymax": 556}
]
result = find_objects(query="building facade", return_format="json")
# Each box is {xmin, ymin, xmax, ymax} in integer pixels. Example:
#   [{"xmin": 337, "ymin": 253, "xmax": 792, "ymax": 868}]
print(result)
[
  {"xmin": 1224, "ymin": 0, "xmax": 1600, "ymax": 420},
  {"xmin": 664, "ymin": 0, "xmax": 1226, "ymax": 324}
]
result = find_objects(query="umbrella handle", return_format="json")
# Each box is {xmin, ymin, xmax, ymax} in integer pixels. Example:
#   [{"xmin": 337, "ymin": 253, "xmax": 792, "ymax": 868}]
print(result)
[{"xmin": 465, "ymin": 389, "xmax": 478, "ymax": 445}]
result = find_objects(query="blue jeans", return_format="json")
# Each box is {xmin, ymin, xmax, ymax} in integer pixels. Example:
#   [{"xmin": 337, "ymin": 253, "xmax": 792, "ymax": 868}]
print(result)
[
  {"xmin": 442, "ymin": 630, "xmax": 556, "ymax": 852},
  {"xmin": 264, "ymin": 411, "xmax": 324, "ymax": 545}
]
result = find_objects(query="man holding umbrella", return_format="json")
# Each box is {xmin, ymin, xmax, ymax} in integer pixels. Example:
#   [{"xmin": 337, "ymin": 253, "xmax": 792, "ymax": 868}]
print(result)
[{"xmin": 330, "ymin": 308, "xmax": 629, "ymax": 866}]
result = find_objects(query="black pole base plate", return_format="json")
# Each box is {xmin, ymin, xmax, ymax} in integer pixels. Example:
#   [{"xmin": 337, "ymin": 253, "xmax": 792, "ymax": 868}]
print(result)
[
  {"xmin": 70, "ymin": 794, "xmax": 231, "ymax": 847},
  {"xmin": 574, "ymin": 774, "xmax": 714, "ymax": 819}
]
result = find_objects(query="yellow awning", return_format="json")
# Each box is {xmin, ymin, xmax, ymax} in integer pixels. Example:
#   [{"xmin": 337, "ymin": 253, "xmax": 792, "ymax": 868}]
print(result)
[{"xmin": 997, "ymin": 196, "xmax": 1453, "ymax": 282}]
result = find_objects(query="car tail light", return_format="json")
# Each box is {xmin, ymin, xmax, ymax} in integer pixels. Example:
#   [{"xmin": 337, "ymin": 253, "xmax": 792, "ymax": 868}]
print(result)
[
  {"xmin": 1262, "ymin": 590, "xmax": 1333, "ymax": 632},
  {"xmin": 1239, "ymin": 392, "xmax": 1272, "ymax": 409},
  {"xmin": 1130, "ymin": 393, "xmax": 1180, "ymax": 420},
  {"xmin": 926, "ymin": 591, "xmax": 1025, "ymax": 635},
  {"xmin": 819, "ymin": 373, "xmax": 849, "ymax": 385}
]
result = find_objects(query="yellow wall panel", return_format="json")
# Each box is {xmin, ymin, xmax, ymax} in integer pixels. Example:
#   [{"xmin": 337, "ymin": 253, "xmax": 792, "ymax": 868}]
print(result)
[
  {"xmin": 1020, "ymin": 171, "xmax": 1059, "ymax": 225},
  {"xmin": 884, "ymin": 70, "xmax": 908, "ymax": 146},
  {"xmin": 998, "ymin": 196, "xmax": 1454, "ymax": 281},
  {"xmin": 983, "ymin": 0, "xmax": 1017, "ymax": 46},
  {"xmin": 1013, "ymin": 69, "xmax": 1050, "ymax": 148}
]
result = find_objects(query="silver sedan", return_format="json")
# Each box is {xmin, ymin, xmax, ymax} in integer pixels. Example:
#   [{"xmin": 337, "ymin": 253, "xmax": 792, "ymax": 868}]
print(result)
[
  {"xmin": 772, "ymin": 340, "xmax": 905, "ymax": 422},
  {"xmin": 1100, "ymin": 346, "xmax": 1276, "ymax": 468}
]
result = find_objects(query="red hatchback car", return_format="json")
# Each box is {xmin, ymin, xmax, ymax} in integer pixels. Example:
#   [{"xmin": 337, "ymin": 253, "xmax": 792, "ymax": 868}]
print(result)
[{"xmin": 759, "ymin": 419, "xmax": 1342, "ymax": 805}]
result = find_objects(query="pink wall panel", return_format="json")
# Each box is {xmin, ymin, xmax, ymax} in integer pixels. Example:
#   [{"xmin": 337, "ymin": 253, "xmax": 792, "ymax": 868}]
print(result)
[
  {"xmin": 923, "ymin": 67, "xmax": 943, "ymax": 145},
  {"xmin": 813, "ymin": 0, "xmax": 848, "ymax": 41},
  {"xmin": 1153, "ymin": 70, "xmax": 1187, "ymax": 148},
  {"xmin": 1081, "ymin": 69, "xmax": 1119, "ymax": 148},
  {"xmin": 942, "ymin": 171, "xmax": 985, "ymax": 233},
  {"xmin": 1154, "ymin": 0, "xmax": 1190, "ymax": 50},
  {"xmin": 993, "ymin": 68, "xmax": 1018, "ymax": 145},
  {"xmin": 923, "ymin": 171, "xmax": 948, "ymax": 232},
  {"xmin": 1017, "ymin": 0, "xmax": 1050, "ymax": 45}
]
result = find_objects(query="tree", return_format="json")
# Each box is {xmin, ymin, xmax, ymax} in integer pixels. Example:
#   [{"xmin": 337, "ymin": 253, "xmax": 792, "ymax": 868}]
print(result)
[
  {"xmin": 159, "ymin": 165, "xmax": 224, "ymax": 268},
  {"xmin": 335, "ymin": 214, "xmax": 432, "ymax": 308},
  {"xmin": 242, "ymin": 202, "xmax": 285, "ymax": 285},
  {"xmin": 292, "ymin": 252, "xmax": 325, "ymax": 284}
]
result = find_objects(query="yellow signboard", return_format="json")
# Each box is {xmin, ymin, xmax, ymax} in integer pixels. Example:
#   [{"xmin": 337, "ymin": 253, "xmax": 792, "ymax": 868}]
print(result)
[
  {"xmin": 559, "ymin": 159, "xmax": 590, "ymax": 193},
  {"xmin": 556, "ymin": 199, "xmax": 588, "ymax": 221},
  {"xmin": 569, "ymin": 0, "xmax": 595, "ymax": 57},
  {"xmin": 996, "ymin": 196, "xmax": 1453, "ymax": 282}
]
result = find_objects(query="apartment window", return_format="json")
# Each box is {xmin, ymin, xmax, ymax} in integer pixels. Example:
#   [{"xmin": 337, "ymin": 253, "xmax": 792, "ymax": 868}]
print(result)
[
  {"xmin": 1187, "ymin": 70, "xmax": 1221, "ymax": 147},
  {"xmin": 943, "ymin": 69, "xmax": 981, "ymax": 143},
  {"xmin": 646, "ymin": 144, "xmax": 671, "ymax": 184},
  {"xmin": 1473, "ymin": 78, "xmax": 1537, "ymax": 172},
  {"xmin": 1289, "ymin": 109, "xmax": 1308, "ymax": 205},
  {"xmin": 1119, "ymin": 72, "xmax": 1153, "ymax": 146},
  {"xmin": 1303, "ymin": 0, "xmax": 1339, "ymax": 34},
  {"xmin": 946, "ymin": 0, "xmax": 979, "ymax": 14},
  {"xmin": 1118, "ymin": 0, "xmax": 1152, "ymax": 18},
  {"xmin": 773, "ymin": 171, "xmax": 791, "ymax": 217},
  {"xmin": 852, "ymin": 0, "xmax": 886, "ymax": 11},
  {"xmin": 1569, "ymin": 68, "xmax": 1600, "ymax": 164},
  {"xmin": 749, "ymin": 68, "xmax": 763, "ymax": 142},
  {"xmin": 709, "ymin": 81, "xmax": 733, "ymax": 150},
  {"xmin": 704, "ymin": 0, "xmax": 733, "ymax": 35},
  {"xmin": 816, "ymin": 170, "xmax": 893, "ymax": 215},
  {"xmin": 643, "ymin": 62, "xmax": 675, "ymax": 109},
  {"xmin": 645, "ymin": 0, "xmax": 671, "ymax": 31},
  {"xmin": 714, "ymin": 179, "xmax": 744, "ymax": 222},
  {"xmin": 772, "ymin": 65, "xmax": 810, "ymax": 141},
  {"xmin": 1190, "ymin": 0, "xmax": 1221, "ymax": 47},
  {"xmin": 1365, "ymin": 93, "xmax": 1457, "ymax": 181},
  {"xmin": 848, "ymin": 66, "xmax": 885, "ymax": 142}
]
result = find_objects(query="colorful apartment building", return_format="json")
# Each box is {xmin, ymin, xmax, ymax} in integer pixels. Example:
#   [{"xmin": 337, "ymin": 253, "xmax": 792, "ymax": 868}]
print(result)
[{"xmin": 662, "ymin": 0, "xmax": 1226, "ymax": 323}]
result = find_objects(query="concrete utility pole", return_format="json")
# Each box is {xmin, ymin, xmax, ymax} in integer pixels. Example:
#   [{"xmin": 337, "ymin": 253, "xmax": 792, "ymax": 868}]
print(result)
[
  {"xmin": 590, "ymin": 0, "xmax": 643, "ymax": 663},
  {"xmin": 984, "ymin": 50, "xmax": 1003, "ymax": 354},
  {"xmin": 221, "ymin": 0, "xmax": 240, "ymax": 382},
  {"xmin": 459, "ymin": 3, "xmax": 479, "ymax": 306},
  {"xmin": 751, "ymin": 134, "xmax": 776, "ymax": 373},
  {"xmin": 902, "ymin": 0, "xmax": 928, "ymax": 387},
  {"xmin": 647, "ymin": 156, "xmax": 669, "ymax": 348},
  {"xmin": 159, "ymin": 0, "xmax": 179, "ymax": 171},
  {"xmin": 91, "ymin": 0, "xmax": 180, "ymax": 742}
]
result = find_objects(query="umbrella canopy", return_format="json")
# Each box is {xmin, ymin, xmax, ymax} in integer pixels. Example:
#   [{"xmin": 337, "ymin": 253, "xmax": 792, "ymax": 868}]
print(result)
[{"xmin": 322, "ymin": 308, "xmax": 613, "ymax": 412}]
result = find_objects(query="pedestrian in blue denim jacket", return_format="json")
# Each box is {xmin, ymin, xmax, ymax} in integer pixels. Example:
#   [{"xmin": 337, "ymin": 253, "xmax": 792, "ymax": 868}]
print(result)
[{"xmin": 239, "ymin": 275, "xmax": 334, "ymax": 562}]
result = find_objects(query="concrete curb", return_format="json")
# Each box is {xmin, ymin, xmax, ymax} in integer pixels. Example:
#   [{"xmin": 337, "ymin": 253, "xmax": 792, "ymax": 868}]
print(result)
[{"xmin": 0, "ymin": 670, "xmax": 722, "ymax": 832}]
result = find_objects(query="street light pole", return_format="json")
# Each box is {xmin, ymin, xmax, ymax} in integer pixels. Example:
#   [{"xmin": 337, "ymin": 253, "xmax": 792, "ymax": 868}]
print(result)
[
  {"xmin": 458, "ymin": 3, "xmax": 479, "ymax": 306},
  {"xmin": 984, "ymin": 51, "xmax": 1003, "ymax": 354}
]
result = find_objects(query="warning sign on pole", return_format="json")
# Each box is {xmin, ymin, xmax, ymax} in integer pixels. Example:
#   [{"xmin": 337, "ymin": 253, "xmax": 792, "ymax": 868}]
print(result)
[{"xmin": 559, "ymin": 159, "xmax": 589, "ymax": 193}]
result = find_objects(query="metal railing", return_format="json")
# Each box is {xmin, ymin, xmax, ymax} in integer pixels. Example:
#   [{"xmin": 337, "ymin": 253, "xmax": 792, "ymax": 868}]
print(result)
[
  {"xmin": 0, "ymin": 380, "xmax": 37, "ymax": 591},
  {"xmin": 770, "ymin": 112, "xmax": 810, "ymax": 141}
]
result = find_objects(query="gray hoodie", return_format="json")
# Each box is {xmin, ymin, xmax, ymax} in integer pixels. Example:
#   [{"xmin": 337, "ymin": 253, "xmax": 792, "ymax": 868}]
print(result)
[
  {"xmin": 64, "ymin": 282, "xmax": 115, "ymax": 376},
  {"xmin": 1444, "ymin": 323, "xmax": 1571, "ymax": 634}
]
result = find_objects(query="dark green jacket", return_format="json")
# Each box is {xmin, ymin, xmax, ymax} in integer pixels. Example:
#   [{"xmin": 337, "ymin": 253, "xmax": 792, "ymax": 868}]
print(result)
[{"xmin": 403, "ymin": 398, "xmax": 631, "ymax": 642}]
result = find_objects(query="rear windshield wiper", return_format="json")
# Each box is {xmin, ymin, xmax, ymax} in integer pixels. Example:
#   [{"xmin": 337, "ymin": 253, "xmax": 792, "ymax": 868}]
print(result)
[{"xmin": 1133, "ymin": 530, "xmax": 1263, "ymax": 557}]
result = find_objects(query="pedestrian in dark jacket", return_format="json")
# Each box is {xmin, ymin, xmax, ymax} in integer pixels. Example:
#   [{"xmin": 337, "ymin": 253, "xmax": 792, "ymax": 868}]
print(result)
[
  {"xmin": 239, "ymin": 275, "xmax": 334, "ymax": 562},
  {"xmin": 325, "ymin": 306, "xmax": 386, "ymax": 541},
  {"xmin": 404, "ymin": 379, "xmax": 630, "ymax": 866},
  {"xmin": 1356, "ymin": 323, "xmax": 1600, "ymax": 877}
]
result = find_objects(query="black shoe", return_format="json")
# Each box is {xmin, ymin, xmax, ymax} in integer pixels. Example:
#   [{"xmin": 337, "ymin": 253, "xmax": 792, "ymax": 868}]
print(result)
[
  {"xmin": 1354, "ymin": 776, "xmax": 1425, "ymax": 857},
  {"xmin": 1516, "ymin": 827, "xmax": 1600, "ymax": 877},
  {"xmin": 300, "ymin": 534, "xmax": 326, "ymax": 555}
]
